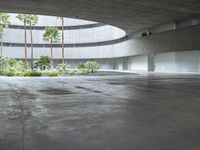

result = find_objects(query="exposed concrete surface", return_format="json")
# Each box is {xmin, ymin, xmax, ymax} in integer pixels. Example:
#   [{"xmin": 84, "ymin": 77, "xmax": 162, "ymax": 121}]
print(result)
[
  {"xmin": 0, "ymin": 0, "xmax": 200, "ymax": 33},
  {"xmin": 0, "ymin": 74, "xmax": 200, "ymax": 150},
  {"xmin": 5, "ymin": 24, "xmax": 200, "ymax": 60}
]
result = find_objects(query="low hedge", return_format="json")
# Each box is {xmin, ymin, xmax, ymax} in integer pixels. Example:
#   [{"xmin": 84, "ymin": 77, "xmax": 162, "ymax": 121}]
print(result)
[
  {"xmin": 5, "ymin": 71, "xmax": 15, "ymax": 76},
  {"xmin": 47, "ymin": 71, "xmax": 59, "ymax": 76},
  {"xmin": 23, "ymin": 70, "xmax": 42, "ymax": 76},
  {"xmin": 29, "ymin": 71, "xmax": 42, "ymax": 76}
]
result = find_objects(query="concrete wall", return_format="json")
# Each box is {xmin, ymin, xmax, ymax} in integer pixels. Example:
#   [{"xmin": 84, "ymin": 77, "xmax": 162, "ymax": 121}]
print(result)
[
  {"xmin": 60, "ymin": 50, "xmax": 200, "ymax": 73},
  {"xmin": 155, "ymin": 50, "xmax": 200, "ymax": 73},
  {"xmin": 175, "ymin": 16, "xmax": 200, "ymax": 29},
  {"xmin": 126, "ymin": 24, "xmax": 200, "ymax": 56},
  {"xmin": 4, "ymin": 26, "xmax": 125, "ymax": 44},
  {"xmin": 49, "ymin": 56, "xmax": 148, "ymax": 71},
  {"xmin": 12, "ymin": 49, "xmax": 200, "ymax": 73},
  {"xmin": 130, "ymin": 23, "xmax": 175, "ymax": 39},
  {"xmin": 2, "ymin": 44, "xmax": 131, "ymax": 59},
  {"xmin": 5, "ymin": 24, "xmax": 200, "ymax": 59},
  {"xmin": 128, "ymin": 55, "xmax": 148, "ymax": 71},
  {"xmin": 42, "ymin": 58, "xmax": 127, "ymax": 70}
]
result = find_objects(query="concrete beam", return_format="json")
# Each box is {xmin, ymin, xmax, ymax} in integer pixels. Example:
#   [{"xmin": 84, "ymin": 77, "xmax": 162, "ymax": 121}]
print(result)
[
  {"xmin": 132, "ymin": 24, "xmax": 200, "ymax": 55},
  {"xmin": 0, "ymin": 0, "xmax": 200, "ymax": 33}
]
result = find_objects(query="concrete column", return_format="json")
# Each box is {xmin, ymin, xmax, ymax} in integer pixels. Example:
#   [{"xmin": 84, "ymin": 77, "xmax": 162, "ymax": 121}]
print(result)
[{"xmin": 148, "ymin": 54, "xmax": 155, "ymax": 71}]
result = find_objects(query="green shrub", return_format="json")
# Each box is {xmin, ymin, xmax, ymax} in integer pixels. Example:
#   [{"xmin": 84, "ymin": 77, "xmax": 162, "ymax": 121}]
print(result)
[
  {"xmin": 77, "ymin": 61, "xmax": 99, "ymax": 73},
  {"xmin": 23, "ymin": 69, "xmax": 33, "ymax": 76},
  {"xmin": 99, "ymin": 73, "xmax": 106, "ymax": 76},
  {"xmin": 17, "ymin": 61, "xmax": 28, "ymax": 70},
  {"xmin": 75, "ymin": 69, "xmax": 88, "ymax": 75},
  {"xmin": 34, "ymin": 56, "xmax": 50, "ymax": 70},
  {"xmin": 77, "ymin": 62, "xmax": 85, "ymax": 70},
  {"xmin": 47, "ymin": 71, "xmax": 59, "ymax": 77},
  {"xmin": 23, "ymin": 69, "xmax": 42, "ymax": 76},
  {"xmin": 81, "ymin": 69, "xmax": 89, "ymax": 74},
  {"xmin": 67, "ymin": 70, "xmax": 76, "ymax": 76},
  {"xmin": 56, "ymin": 63, "xmax": 70, "ymax": 74},
  {"xmin": 84, "ymin": 61, "xmax": 99, "ymax": 73},
  {"xmin": 5, "ymin": 70, "xmax": 15, "ymax": 76},
  {"xmin": 0, "ymin": 56, "xmax": 27, "ymax": 76},
  {"xmin": 75, "ymin": 70, "xmax": 83, "ymax": 75},
  {"xmin": 15, "ymin": 70, "xmax": 24, "ymax": 76},
  {"xmin": 40, "ymin": 70, "xmax": 49, "ymax": 75},
  {"xmin": 29, "ymin": 71, "xmax": 42, "ymax": 76}
]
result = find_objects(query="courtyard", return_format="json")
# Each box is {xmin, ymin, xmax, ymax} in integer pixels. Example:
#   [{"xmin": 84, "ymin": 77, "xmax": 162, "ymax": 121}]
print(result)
[{"xmin": 0, "ymin": 73, "xmax": 200, "ymax": 150}]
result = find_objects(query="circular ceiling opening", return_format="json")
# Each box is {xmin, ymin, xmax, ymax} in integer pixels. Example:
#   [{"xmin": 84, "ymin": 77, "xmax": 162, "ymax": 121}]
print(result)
[{"xmin": 5, "ymin": 13, "xmax": 126, "ymax": 45}]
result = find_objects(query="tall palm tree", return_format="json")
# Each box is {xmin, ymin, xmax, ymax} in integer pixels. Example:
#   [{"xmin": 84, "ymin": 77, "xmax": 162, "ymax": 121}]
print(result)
[
  {"xmin": 0, "ymin": 13, "xmax": 10, "ymax": 56},
  {"xmin": 26, "ymin": 15, "xmax": 38, "ymax": 69},
  {"xmin": 16, "ymin": 14, "xmax": 28, "ymax": 64},
  {"xmin": 17, "ymin": 14, "xmax": 38, "ymax": 68},
  {"xmin": 58, "ymin": 17, "xmax": 65, "ymax": 64},
  {"xmin": 43, "ymin": 27, "xmax": 60, "ymax": 67},
  {"xmin": 61, "ymin": 17, "xmax": 65, "ymax": 64},
  {"xmin": 0, "ymin": 26, "xmax": 4, "ymax": 57}
]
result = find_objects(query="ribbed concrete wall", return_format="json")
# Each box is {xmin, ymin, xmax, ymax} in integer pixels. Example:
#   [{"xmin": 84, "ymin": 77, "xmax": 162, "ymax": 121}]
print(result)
[
  {"xmin": 127, "ymin": 55, "xmax": 148, "ymax": 71},
  {"xmin": 40, "ymin": 56, "xmax": 147, "ymax": 71},
  {"xmin": 4, "ymin": 24, "xmax": 200, "ymax": 59},
  {"xmin": 14, "ymin": 50, "xmax": 200, "ymax": 73},
  {"xmin": 155, "ymin": 50, "xmax": 200, "ymax": 73},
  {"xmin": 4, "ymin": 26, "xmax": 125, "ymax": 44},
  {"xmin": 2, "ymin": 45, "xmax": 130, "ymax": 59},
  {"xmin": 129, "ymin": 24, "xmax": 200, "ymax": 55}
]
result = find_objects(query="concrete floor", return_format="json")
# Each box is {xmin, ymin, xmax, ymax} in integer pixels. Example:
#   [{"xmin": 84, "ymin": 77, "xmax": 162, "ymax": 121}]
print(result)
[{"xmin": 0, "ymin": 73, "xmax": 200, "ymax": 150}]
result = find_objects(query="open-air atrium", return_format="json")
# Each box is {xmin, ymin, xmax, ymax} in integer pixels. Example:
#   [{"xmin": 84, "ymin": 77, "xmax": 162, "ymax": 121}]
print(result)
[{"xmin": 1, "ymin": 1, "xmax": 200, "ymax": 150}]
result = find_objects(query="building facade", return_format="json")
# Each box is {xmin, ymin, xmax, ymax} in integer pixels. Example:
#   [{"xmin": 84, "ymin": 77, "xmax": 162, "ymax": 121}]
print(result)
[{"xmin": 2, "ymin": 14, "xmax": 200, "ymax": 73}]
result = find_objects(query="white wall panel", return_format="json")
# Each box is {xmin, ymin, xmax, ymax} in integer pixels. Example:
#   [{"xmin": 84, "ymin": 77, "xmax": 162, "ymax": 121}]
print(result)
[
  {"xmin": 155, "ymin": 50, "xmax": 200, "ymax": 73},
  {"xmin": 155, "ymin": 52, "xmax": 176, "ymax": 72},
  {"xmin": 128, "ymin": 55, "xmax": 148, "ymax": 71}
]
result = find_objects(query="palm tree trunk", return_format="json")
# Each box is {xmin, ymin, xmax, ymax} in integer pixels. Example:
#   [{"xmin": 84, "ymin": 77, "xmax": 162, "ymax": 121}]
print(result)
[
  {"xmin": 62, "ymin": 17, "xmax": 65, "ymax": 64},
  {"xmin": 24, "ymin": 20, "xmax": 28, "ymax": 64},
  {"xmin": 0, "ymin": 37, "xmax": 3, "ymax": 57},
  {"xmin": 30, "ymin": 24, "xmax": 34, "ymax": 70},
  {"xmin": 51, "ymin": 39, "xmax": 53, "ymax": 67}
]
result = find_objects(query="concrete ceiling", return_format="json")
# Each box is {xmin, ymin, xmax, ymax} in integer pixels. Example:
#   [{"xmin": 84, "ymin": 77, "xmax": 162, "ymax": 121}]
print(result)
[{"xmin": 0, "ymin": 0, "xmax": 200, "ymax": 33}]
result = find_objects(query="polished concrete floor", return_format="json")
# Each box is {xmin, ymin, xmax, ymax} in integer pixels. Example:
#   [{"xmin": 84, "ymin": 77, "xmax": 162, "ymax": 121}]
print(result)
[{"xmin": 0, "ymin": 73, "xmax": 200, "ymax": 150}]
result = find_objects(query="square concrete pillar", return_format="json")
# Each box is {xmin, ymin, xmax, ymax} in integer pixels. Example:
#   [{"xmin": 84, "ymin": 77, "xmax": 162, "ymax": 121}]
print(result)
[{"xmin": 148, "ymin": 54, "xmax": 155, "ymax": 71}]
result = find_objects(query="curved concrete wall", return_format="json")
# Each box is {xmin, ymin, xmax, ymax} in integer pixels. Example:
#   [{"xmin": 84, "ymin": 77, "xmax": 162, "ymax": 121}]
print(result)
[
  {"xmin": 3, "ymin": 25, "xmax": 125, "ymax": 44},
  {"xmin": 4, "ymin": 24, "xmax": 200, "ymax": 59},
  {"xmin": 2, "ymin": 42, "xmax": 130, "ymax": 59}
]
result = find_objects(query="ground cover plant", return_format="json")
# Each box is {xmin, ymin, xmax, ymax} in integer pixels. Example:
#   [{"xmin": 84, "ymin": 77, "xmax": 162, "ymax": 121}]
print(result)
[{"xmin": 0, "ymin": 56, "xmax": 101, "ymax": 77}]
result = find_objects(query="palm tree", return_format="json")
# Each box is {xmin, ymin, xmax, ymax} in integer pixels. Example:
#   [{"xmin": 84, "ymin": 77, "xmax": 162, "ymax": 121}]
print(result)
[
  {"xmin": 26, "ymin": 15, "xmax": 38, "ymax": 69},
  {"xmin": 43, "ymin": 27, "xmax": 60, "ymax": 67},
  {"xmin": 16, "ymin": 14, "xmax": 28, "ymax": 64},
  {"xmin": 17, "ymin": 14, "xmax": 38, "ymax": 68},
  {"xmin": 58, "ymin": 17, "xmax": 65, "ymax": 64},
  {"xmin": 0, "ymin": 26, "xmax": 4, "ymax": 57},
  {"xmin": 0, "ymin": 13, "xmax": 10, "ymax": 56},
  {"xmin": 61, "ymin": 17, "xmax": 65, "ymax": 64}
]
